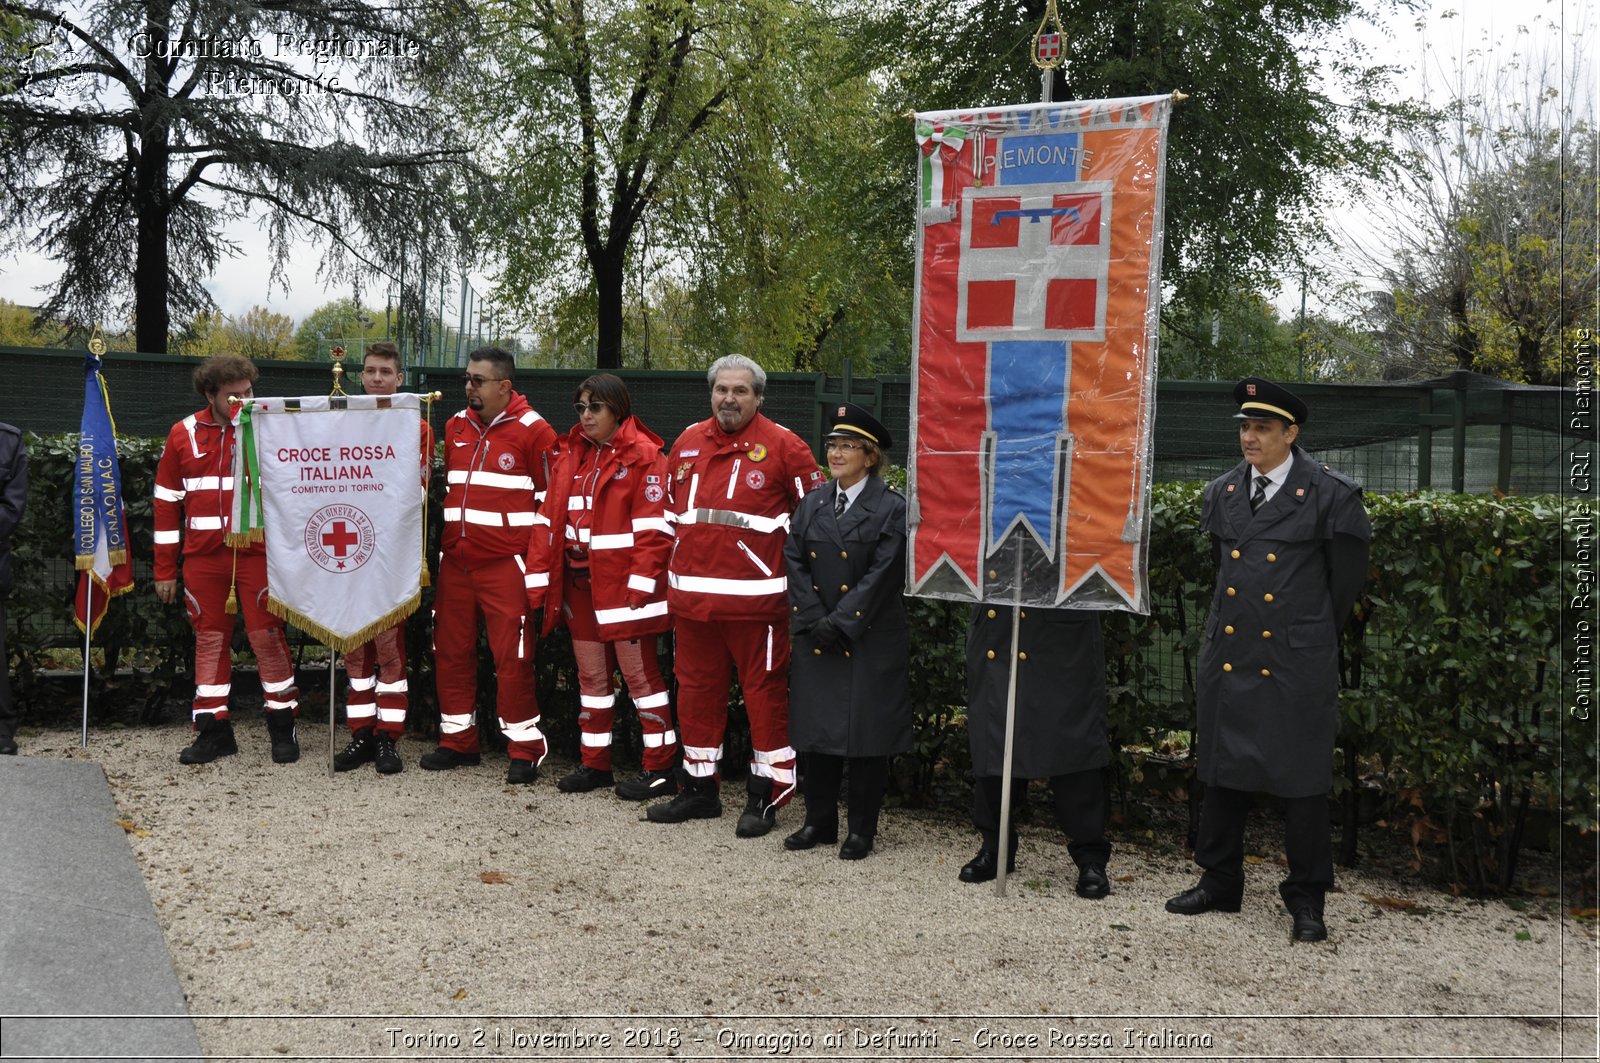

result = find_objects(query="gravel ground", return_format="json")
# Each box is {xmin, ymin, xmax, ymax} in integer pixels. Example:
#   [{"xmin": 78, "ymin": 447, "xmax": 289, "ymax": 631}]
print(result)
[{"xmin": 17, "ymin": 718, "xmax": 1599, "ymax": 1062}]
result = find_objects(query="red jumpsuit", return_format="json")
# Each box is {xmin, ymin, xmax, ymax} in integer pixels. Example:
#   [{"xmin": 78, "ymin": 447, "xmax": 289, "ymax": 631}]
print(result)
[
  {"xmin": 526, "ymin": 416, "xmax": 676, "ymax": 772},
  {"xmin": 666, "ymin": 412, "xmax": 827, "ymax": 803},
  {"xmin": 435, "ymin": 393, "xmax": 557, "ymax": 763},
  {"xmin": 345, "ymin": 420, "xmax": 435, "ymax": 737},
  {"xmin": 154, "ymin": 408, "xmax": 298, "ymax": 724}
]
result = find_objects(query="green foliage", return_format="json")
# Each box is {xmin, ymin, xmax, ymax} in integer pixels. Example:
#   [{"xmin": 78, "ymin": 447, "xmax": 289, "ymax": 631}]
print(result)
[
  {"xmin": 174, "ymin": 306, "xmax": 300, "ymax": 361},
  {"xmin": 291, "ymin": 299, "xmax": 388, "ymax": 363}
]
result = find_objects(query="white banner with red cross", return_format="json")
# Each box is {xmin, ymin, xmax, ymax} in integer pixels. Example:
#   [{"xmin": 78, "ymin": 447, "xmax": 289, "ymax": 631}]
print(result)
[{"xmin": 230, "ymin": 393, "xmax": 424, "ymax": 651}]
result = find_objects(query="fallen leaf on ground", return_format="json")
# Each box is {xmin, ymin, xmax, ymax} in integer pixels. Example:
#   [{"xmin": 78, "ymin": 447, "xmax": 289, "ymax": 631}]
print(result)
[
  {"xmin": 115, "ymin": 818, "xmax": 150, "ymax": 837},
  {"xmin": 479, "ymin": 871, "xmax": 510, "ymax": 884}
]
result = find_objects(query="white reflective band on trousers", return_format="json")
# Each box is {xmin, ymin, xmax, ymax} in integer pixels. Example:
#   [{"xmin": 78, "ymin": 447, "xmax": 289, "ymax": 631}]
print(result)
[
  {"xmin": 499, "ymin": 715, "xmax": 548, "ymax": 762},
  {"xmin": 440, "ymin": 711, "xmax": 474, "ymax": 735},
  {"xmin": 683, "ymin": 742, "xmax": 722, "ymax": 777},
  {"xmin": 672, "ymin": 507, "xmax": 789, "ymax": 534},
  {"xmin": 642, "ymin": 729, "xmax": 678, "ymax": 748},
  {"xmin": 348, "ymin": 675, "xmax": 378, "ymax": 691},
  {"xmin": 634, "ymin": 690, "xmax": 670, "ymax": 710},
  {"xmin": 668, "ymin": 573, "xmax": 788, "ymax": 596},
  {"xmin": 196, "ymin": 683, "xmax": 230, "ymax": 698},
  {"xmin": 377, "ymin": 707, "xmax": 406, "ymax": 723},
  {"xmin": 580, "ymin": 731, "xmax": 612, "ymax": 747},
  {"xmin": 580, "ymin": 694, "xmax": 616, "ymax": 709}
]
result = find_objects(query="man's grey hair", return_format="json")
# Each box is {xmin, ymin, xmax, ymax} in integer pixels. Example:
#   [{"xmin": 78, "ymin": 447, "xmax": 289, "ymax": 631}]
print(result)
[{"xmin": 707, "ymin": 354, "xmax": 766, "ymax": 398}]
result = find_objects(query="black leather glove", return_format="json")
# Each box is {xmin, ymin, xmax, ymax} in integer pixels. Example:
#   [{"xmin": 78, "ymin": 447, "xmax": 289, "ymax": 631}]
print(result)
[{"xmin": 811, "ymin": 616, "xmax": 843, "ymax": 649}]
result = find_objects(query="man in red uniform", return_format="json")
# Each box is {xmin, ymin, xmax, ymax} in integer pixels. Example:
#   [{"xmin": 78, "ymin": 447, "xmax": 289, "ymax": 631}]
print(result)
[
  {"xmin": 154, "ymin": 355, "xmax": 300, "ymax": 765},
  {"xmin": 648, "ymin": 354, "xmax": 828, "ymax": 835},
  {"xmin": 334, "ymin": 341, "xmax": 434, "ymax": 775},
  {"xmin": 422, "ymin": 346, "xmax": 558, "ymax": 782}
]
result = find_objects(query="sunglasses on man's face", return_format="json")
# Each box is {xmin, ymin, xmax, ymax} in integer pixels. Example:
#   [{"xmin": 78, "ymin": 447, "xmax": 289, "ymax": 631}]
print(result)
[
  {"xmin": 574, "ymin": 401, "xmax": 609, "ymax": 415},
  {"xmin": 462, "ymin": 374, "xmax": 505, "ymax": 388}
]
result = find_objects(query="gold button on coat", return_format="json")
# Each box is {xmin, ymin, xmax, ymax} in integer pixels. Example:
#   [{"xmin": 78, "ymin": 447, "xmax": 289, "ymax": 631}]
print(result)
[
  {"xmin": 986, "ymin": 650, "xmax": 995, "ymax": 660},
  {"xmin": 1262, "ymin": 630, "xmax": 1272, "ymax": 639},
  {"xmin": 840, "ymin": 551, "xmax": 848, "ymax": 558},
  {"xmin": 1223, "ymin": 663, "xmax": 1233, "ymax": 672},
  {"xmin": 1018, "ymin": 652, "xmax": 1028, "ymax": 661},
  {"xmin": 1224, "ymin": 625, "xmax": 1235, "ymax": 635},
  {"xmin": 1261, "ymin": 668, "xmax": 1271, "ymax": 677},
  {"xmin": 1266, "ymin": 553, "xmax": 1277, "ymax": 562},
  {"xmin": 854, "ymin": 610, "xmax": 862, "ymax": 617},
  {"xmin": 1230, "ymin": 549, "xmax": 1240, "ymax": 559},
  {"xmin": 1264, "ymin": 593, "xmax": 1274, "ymax": 602},
  {"xmin": 840, "ymin": 584, "xmax": 849, "ymax": 591},
  {"xmin": 986, "ymin": 609, "xmax": 996, "ymax": 619},
  {"xmin": 813, "ymin": 649, "xmax": 822, "ymax": 655},
  {"xmin": 1226, "ymin": 587, "xmax": 1236, "ymax": 597},
  {"xmin": 809, "ymin": 551, "xmax": 816, "ymax": 558}
]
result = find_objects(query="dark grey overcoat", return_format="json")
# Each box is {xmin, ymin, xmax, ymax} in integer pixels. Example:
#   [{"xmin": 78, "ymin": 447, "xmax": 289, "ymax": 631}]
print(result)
[
  {"xmin": 965, "ymin": 607, "xmax": 1110, "ymax": 779},
  {"xmin": 1196, "ymin": 447, "xmax": 1371, "ymax": 798},
  {"xmin": 784, "ymin": 477, "xmax": 913, "ymax": 757}
]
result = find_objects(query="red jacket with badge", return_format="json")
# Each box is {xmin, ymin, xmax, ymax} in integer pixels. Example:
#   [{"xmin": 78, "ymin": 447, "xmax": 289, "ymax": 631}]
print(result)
[
  {"xmin": 525, "ymin": 416, "xmax": 673, "ymax": 641},
  {"xmin": 153, "ymin": 408, "xmax": 260, "ymax": 580},
  {"xmin": 441, "ymin": 391, "xmax": 557, "ymax": 566},
  {"xmin": 666, "ymin": 411, "xmax": 826, "ymax": 622}
]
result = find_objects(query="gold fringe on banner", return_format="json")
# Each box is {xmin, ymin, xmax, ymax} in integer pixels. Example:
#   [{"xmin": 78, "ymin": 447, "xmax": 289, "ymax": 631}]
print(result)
[
  {"xmin": 224, "ymin": 529, "xmax": 264, "ymax": 547},
  {"xmin": 266, "ymin": 592, "xmax": 423, "ymax": 655},
  {"xmin": 73, "ymin": 549, "xmax": 129, "ymax": 572}
]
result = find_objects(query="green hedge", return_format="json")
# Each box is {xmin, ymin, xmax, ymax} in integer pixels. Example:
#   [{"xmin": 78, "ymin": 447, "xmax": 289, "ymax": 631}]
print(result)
[{"xmin": 5, "ymin": 434, "xmax": 1586, "ymax": 889}]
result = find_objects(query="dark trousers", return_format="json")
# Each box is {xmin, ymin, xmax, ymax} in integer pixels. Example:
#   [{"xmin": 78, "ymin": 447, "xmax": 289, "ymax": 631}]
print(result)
[
  {"xmin": 799, "ymin": 753, "xmax": 889, "ymax": 837},
  {"xmin": 0, "ymin": 595, "xmax": 13, "ymax": 742},
  {"xmin": 1195, "ymin": 784, "xmax": 1332, "ymax": 915},
  {"xmin": 972, "ymin": 768, "xmax": 1110, "ymax": 869}
]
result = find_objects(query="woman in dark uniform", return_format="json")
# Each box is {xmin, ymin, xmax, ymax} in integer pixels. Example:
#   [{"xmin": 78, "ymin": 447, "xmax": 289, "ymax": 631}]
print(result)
[{"xmin": 782, "ymin": 403, "xmax": 911, "ymax": 860}]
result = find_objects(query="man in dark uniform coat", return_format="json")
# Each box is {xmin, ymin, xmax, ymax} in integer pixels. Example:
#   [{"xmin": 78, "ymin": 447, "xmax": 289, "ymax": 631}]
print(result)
[
  {"xmin": 960, "ymin": 607, "xmax": 1112, "ymax": 899},
  {"xmin": 1166, "ymin": 377, "xmax": 1370, "ymax": 942},
  {"xmin": 784, "ymin": 403, "xmax": 912, "ymax": 859},
  {"xmin": 0, "ymin": 422, "xmax": 27, "ymax": 755}
]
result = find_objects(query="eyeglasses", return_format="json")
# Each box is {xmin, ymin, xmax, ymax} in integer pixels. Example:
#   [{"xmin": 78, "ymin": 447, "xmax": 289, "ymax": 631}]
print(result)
[
  {"xmin": 824, "ymin": 440, "xmax": 863, "ymax": 454},
  {"xmin": 462, "ymin": 374, "xmax": 506, "ymax": 387},
  {"xmin": 573, "ymin": 401, "xmax": 610, "ymax": 415}
]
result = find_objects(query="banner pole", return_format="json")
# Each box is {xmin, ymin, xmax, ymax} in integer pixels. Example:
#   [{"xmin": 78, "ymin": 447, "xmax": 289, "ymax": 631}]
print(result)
[
  {"xmin": 994, "ymin": 549, "xmax": 1026, "ymax": 898},
  {"xmin": 328, "ymin": 652, "xmax": 338, "ymax": 778},
  {"xmin": 79, "ymin": 579, "xmax": 93, "ymax": 749}
]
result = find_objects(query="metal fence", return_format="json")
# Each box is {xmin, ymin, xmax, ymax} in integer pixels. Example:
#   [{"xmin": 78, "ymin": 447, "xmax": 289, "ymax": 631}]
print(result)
[{"xmin": 0, "ymin": 346, "xmax": 1576, "ymax": 494}]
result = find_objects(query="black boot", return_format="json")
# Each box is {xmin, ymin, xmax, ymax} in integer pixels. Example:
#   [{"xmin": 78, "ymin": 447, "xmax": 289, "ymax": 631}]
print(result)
[
  {"xmin": 334, "ymin": 727, "xmax": 376, "ymax": 771},
  {"xmin": 264, "ymin": 709, "xmax": 299, "ymax": 764},
  {"xmin": 179, "ymin": 713, "xmax": 238, "ymax": 765},
  {"xmin": 373, "ymin": 732, "xmax": 403, "ymax": 775},
  {"xmin": 736, "ymin": 777, "xmax": 777, "ymax": 838},
  {"xmin": 646, "ymin": 769, "xmax": 722, "ymax": 823}
]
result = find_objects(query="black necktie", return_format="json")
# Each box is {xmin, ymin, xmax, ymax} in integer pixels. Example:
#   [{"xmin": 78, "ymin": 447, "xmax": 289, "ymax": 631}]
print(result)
[
  {"xmin": 835, "ymin": 489, "xmax": 846, "ymax": 517},
  {"xmin": 1250, "ymin": 474, "xmax": 1270, "ymax": 513}
]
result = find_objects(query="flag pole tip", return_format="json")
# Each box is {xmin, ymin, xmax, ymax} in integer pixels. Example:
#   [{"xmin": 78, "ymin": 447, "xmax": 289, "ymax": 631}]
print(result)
[{"xmin": 1171, "ymin": 90, "xmax": 1190, "ymax": 104}]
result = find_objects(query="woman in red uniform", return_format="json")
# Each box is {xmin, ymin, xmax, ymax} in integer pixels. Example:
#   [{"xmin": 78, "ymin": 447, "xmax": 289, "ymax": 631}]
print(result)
[{"xmin": 525, "ymin": 374, "xmax": 679, "ymax": 799}]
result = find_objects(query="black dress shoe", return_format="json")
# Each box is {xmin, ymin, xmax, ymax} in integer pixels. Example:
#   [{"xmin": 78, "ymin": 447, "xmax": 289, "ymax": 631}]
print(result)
[
  {"xmin": 0, "ymin": 735, "xmax": 16, "ymax": 756},
  {"xmin": 1291, "ymin": 907, "xmax": 1328, "ymax": 942},
  {"xmin": 1075, "ymin": 864, "xmax": 1110, "ymax": 899},
  {"xmin": 838, "ymin": 834, "xmax": 873, "ymax": 860},
  {"xmin": 1164, "ymin": 885, "xmax": 1243, "ymax": 915},
  {"xmin": 419, "ymin": 746, "xmax": 481, "ymax": 771},
  {"xmin": 783, "ymin": 824, "xmax": 838, "ymax": 851},
  {"xmin": 957, "ymin": 846, "xmax": 1017, "ymax": 884}
]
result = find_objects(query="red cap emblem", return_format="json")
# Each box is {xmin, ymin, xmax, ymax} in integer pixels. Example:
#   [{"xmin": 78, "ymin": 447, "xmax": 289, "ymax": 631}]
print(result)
[
  {"xmin": 1246, "ymin": 384, "xmax": 1257, "ymax": 396},
  {"xmin": 837, "ymin": 405, "xmax": 847, "ymax": 417}
]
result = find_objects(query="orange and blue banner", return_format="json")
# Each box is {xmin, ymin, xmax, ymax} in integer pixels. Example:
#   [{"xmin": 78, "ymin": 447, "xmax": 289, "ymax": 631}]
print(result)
[{"xmin": 908, "ymin": 95, "xmax": 1171, "ymax": 612}]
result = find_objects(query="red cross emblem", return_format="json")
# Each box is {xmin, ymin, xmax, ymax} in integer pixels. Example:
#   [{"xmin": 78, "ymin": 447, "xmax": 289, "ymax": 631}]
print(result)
[
  {"xmin": 321, "ymin": 520, "xmax": 360, "ymax": 569},
  {"xmin": 1036, "ymin": 32, "xmax": 1061, "ymax": 62}
]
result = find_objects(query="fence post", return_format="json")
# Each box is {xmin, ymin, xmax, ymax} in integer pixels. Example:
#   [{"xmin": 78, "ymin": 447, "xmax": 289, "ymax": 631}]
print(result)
[
  {"xmin": 1417, "ymin": 388, "xmax": 1433, "ymax": 490},
  {"xmin": 1498, "ymin": 391, "xmax": 1514, "ymax": 495}
]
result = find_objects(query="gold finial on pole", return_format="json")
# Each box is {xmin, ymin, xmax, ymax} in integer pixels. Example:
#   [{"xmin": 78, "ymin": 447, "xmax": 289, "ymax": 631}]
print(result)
[
  {"xmin": 1030, "ymin": 0, "xmax": 1066, "ymax": 71},
  {"xmin": 330, "ymin": 345, "xmax": 347, "ymax": 397},
  {"xmin": 1172, "ymin": 90, "xmax": 1190, "ymax": 104},
  {"xmin": 88, "ymin": 325, "xmax": 107, "ymax": 359}
]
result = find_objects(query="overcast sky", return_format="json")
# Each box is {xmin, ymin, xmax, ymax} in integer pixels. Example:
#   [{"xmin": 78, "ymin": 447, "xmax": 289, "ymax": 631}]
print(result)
[{"xmin": 0, "ymin": 0, "xmax": 1586, "ymax": 334}]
